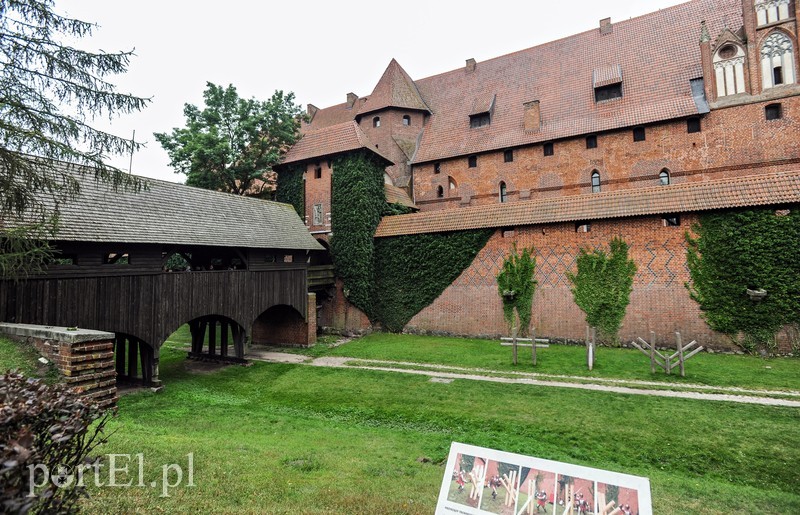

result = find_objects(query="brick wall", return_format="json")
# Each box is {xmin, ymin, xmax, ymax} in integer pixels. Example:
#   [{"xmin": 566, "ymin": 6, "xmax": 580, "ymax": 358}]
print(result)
[
  {"xmin": 413, "ymin": 96, "xmax": 800, "ymax": 208},
  {"xmin": 316, "ymin": 278, "xmax": 372, "ymax": 334},
  {"xmin": 406, "ymin": 214, "xmax": 740, "ymax": 349},
  {"xmin": 0, "ymin": 323, "xmax": 117, "ymax": 408}
]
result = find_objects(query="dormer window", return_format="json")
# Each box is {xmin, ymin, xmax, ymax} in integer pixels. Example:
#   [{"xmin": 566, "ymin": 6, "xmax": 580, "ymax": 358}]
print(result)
[
  {"xmin": 760, "ymin": 32, "xmax": 795, "ymax": 90},
  {"xmin": 402, "ymin": 115, "xmax": 411, "ymax": 126},
  {"xmin": 469, "ymin": 112, "xmax": 491, "ymax": 128},
  {"xmin": 755, "ymin": 0, "xmax": 791, "ymax": 26},
  {"xmin": 593, "ymin": 65, "xmax": 623, "ymax": 102},
  {"xmin": 373, "ymin": 116, "xmax": 381, "ymax": 128},
  {"xmin": 713, "ymin": 44, "xmax": 746, "ymax": 97}
]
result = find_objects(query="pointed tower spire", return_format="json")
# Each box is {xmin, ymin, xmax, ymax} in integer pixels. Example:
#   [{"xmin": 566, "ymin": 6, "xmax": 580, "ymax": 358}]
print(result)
[{"xmin": 357, "ymin": 59, "xmax": 431, "ymax": 117}]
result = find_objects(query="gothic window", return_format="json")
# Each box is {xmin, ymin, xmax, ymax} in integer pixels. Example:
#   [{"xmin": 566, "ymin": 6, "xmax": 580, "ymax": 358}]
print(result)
[
  {"xmin": 313, "ymin": 204, "xmax": 324, "ymax": 225},
  {"xmin": 436, "ymin": 185, "xmax": 444, "ymax": 198},
  {"xmin": 659, "ymin": 169, "xmax": 670, "ymax": 186},
  {"xmin": 373, "ymin": 116, "xmax": 381, "ymax": 128},
  {"xmin": 591, "ymin": 171, "xmax": 601, "ymax": 193},
  {"xmin": 755, "ymin": 0, "xmax": 791, "ymax": 26},
  {"xmin": 761, "ymin": 32, "xmax": 795, "ymax": 89},
  {"xmin": 448, "ymin": 176, "xmax": 458, "ymax": 192},
  {"xmin": 402, "ymin": 115, "xmax": 411, "ymax": 126},
  {"xmin": 713, "ymin": 44, "xmax": 746, "ymax": 97},
  {"xmin": 499, "ymin": 182, "xmax": 508, "ymax": 203}
]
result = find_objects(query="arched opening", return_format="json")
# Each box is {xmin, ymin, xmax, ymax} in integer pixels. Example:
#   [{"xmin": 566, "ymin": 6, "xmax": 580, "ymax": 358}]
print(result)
[
  {"xmin": 185, "ymin": 315, "xmax": 247, "ymax": 362},
  {"xmin": 591, "ymin": 170, "xmax": 601, "ymax": 193},
  {"xmin": 373, "ymin": 116, "xmax": 381, "ymax": 128},
  {"xmin": 659, "ymin": 169, "xmax": 670, "ymax": 186},
  {"xmin": 252, "ymin": 305, "xmax": 308, "ymax": 347},
  {"xmin": 402, "ymin": 114, "xmax": 411, "ymax": 126},
  {"xmin": 437, "ymin": 185, "xmax": 444, "ymax": 198},
  {"xmin": 713, "ymin": 43, "xmax": 746, "ymax": 97},
  {"xmin": 499, "ymin": 181, "xmax": 508, "ymax": 203},
  {"xmin": 113, "ymin": 333, "xmax": 157, "ymax": 387},
  {"xmin": 448, "ymin": 176, "xmax": 458, "ymax": 193},
  {"xmin": 761, "ymin": 32, "xmax": 795, "ymax": 89}
]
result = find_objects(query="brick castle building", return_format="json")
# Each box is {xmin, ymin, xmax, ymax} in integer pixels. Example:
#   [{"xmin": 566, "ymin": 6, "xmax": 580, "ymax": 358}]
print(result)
[{"xmin": 278, "ymin": 0, "xmax": 800, "ymax": 347}]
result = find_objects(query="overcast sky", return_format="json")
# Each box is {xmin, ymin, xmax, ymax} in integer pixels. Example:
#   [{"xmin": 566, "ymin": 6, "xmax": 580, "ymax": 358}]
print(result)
[{"xmin": 56, "ymin": 0, "xmax": 687, "ymax": 183}]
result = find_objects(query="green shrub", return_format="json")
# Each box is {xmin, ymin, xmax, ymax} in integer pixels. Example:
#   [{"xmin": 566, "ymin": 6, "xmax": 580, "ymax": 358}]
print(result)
[
  {"xmin": 568, "ymin": 237, "xmax": 637, "ymax": 344},
  {"xmin": 275, "ymin": 164, "xmax": 305, "ymax": 217}
]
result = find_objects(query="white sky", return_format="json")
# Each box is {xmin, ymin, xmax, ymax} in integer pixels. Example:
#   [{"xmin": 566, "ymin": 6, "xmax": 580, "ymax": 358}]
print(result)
[{"xmin": 56, "ymin": 0, "xmax": 687, "ymax": 183}]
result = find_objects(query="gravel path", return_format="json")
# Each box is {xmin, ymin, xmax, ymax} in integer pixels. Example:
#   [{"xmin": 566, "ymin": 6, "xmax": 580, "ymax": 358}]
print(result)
[{"xmin": 248, "ymin": 353, "xmax": 800, "ymax": 408}]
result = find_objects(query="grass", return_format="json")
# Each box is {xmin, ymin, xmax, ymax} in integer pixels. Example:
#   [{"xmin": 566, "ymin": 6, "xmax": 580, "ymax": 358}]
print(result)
[
  {"xmin": 2, "ymin": 332, "xmax": 800, "ymax": 513},
  {"xmin": 0, "ymin": 335, "xmax": 58, "ymax": 381}
]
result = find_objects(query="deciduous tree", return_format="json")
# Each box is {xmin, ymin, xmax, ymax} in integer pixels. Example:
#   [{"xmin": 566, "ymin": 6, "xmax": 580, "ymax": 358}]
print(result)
[{"xmin": 155, "ymin": 83, "xmax": 304, "ymax": 197}]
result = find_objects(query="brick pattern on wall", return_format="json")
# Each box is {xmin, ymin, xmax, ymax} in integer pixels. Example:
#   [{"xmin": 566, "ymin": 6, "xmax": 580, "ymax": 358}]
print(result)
[{"xmin": 406, "ymin": 214, "xmax": 732, "ymax": 348}]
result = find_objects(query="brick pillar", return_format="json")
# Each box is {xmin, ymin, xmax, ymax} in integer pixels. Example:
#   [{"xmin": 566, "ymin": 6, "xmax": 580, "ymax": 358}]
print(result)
[{"xmin": 307, "ymin": 292, "xmax": 317, "ymax": 346}]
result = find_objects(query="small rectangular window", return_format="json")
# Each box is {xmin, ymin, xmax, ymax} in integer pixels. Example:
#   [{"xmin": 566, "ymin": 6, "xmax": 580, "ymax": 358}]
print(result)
[
  {"xmin": 504, "ymin": 149, "xmax": 514, "ymax": 163},
  {"xmin": 663, "ymin": 215, "xmax": 681, "ymax": 227},
  {"xmin": 687, "ymin": 117, "xmax": 701, "ymax": 133},
  {"xmin": 594, "ymin": 83, "xmax": 622, "ymax": 102},
  {"xmin": 469, "ymin": 113, "xmax": 491, "ymax": 128},
  {"xmin": 543, "ymin": 143, "xmax": 554, "ymax": 156},
  {"xmin": 314, "ymin": 167, "xmax": 322, "ymax": 179},
  {"xmin": 575, "ymin": 222, "xmax": 591, "ymax": 233},
  {"xmin": 434, "ymin": 162, "xmax": 441, "ymax": 174},
  {"xmin": 765, "ymin": 103, "xmax": 782, "ymax": 120},
  {"xmin": 633, "ymin": 127, "xmax": 646, "ymax": 142},
  {"xmin": 586, "ymin": 135, "xmax": 597, "ymax": 149},
  {"xmin": 468, "ymin": 155, "xmax": 478, "ymax": 168}
]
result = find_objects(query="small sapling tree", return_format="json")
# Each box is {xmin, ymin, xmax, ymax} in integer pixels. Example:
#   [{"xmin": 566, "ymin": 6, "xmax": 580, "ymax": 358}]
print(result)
[
  {"xmin": 496, "ymin": 245, "xmax": 537, "ymax": 364},
  {"xmin": 568, "ymin": 237, "xmax": 637, "ymax": 345}
]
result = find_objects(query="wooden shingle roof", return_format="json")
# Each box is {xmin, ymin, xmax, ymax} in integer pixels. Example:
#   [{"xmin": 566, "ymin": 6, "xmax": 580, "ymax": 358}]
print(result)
[
  {"xmin": 375, "ymin": 171, "xmax": 800, "ymax": 237},
  {"xmin": 39, "ymin": 166, "xmax": 323, "ymax": 250}
]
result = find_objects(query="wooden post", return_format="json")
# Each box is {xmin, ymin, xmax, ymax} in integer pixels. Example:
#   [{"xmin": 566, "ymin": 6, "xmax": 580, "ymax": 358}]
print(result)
[
  {"xmin": 531, "ymin": 327, "xmax": 537, "ymax": 366},
  {"xmin": 512, "ymin": 323, "xmax": 518, "ymax": 366},
  {"xmin": 127, "ymin": 338, "xmax": 138, "ymax": 379},
  {"xmin": 220, "ymin": 320, "xmax": 229, "ymax": 357},
  {"xmin": 676, "ymin": 331, "xmax": 685, "ymax": 377},
  {"xmin": 649, "ymin": 331, "xmax": 656, "ymax": 374},
  {"xmin": 140, "ymin": 343, "xmax": 153, "ymax": 384},
  {"xmin": 115, "ymin": 335, "xmax": 126, "ymax": 376}
]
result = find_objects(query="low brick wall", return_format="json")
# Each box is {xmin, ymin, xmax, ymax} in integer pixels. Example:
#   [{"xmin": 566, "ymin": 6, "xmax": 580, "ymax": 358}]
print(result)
[{"xmin": 0, "ymin": 323, "xmax": 117, "ymax": 408}]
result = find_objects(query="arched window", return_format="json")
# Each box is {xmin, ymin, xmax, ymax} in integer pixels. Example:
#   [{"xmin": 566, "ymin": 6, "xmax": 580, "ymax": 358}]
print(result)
[
  {"xmin": 755, "ymin": 0, "xmax": 791, "ymax": 26},
  {"xmin": 659, "ymin": 169, "xmax": 670, "ymax": 186},
  {"xmin": 373, "ymin": 116, "xmax": 381, "ymax": 128},
  {"xmin": 436, "ymin": 185, "xmax": 444, "ymax": 198},
  {"xmin": 591, "ymin": 171, "xmax": 601, "ymax": 193},
  {"xmin": 448, "ymin": 176, "xmax": 457, "ymax": 192},
  {"xmin": 499, "ymin": 182, "xmax": 508, "ymax": 203},
  {"xmin": 713, "ymin": 44, "xmax": 746, "ymax": 97},
  {"xmin": 761, "ymin": 32, "xmax": 795, "ymax": 89},
  {"xmin": 402, "ymin": 115, "xmax": 411, "ymax": 126}
]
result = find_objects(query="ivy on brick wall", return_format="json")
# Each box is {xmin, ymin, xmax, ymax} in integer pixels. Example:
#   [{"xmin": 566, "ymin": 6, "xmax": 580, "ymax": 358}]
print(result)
[
  {"xmin": 496, "ymin": 245, "xmax": 537, "ymax": 337},
  {"xmin": 686, "ymin": 208, "xmax": 800, "ymax": 353},
  {"xmin": 275, "ymin": 164, "xmax": 304, "ymax": 217},
  {"xmin": 330, "ymin": 151, "xmax": 386, "ymax": 313},
  {"xmin": 567, "ymin": 237, "xmax": 637, "ymax": 345},
  {"xmin": 373, "ymin": 229, "xmax": 494, "ymax": 332}
]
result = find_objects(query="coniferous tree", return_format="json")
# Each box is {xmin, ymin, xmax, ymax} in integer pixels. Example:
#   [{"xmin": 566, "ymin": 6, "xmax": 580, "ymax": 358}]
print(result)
[{"xmin": 0, "ymin": 0, "xmax": 148, "ymax": 278}]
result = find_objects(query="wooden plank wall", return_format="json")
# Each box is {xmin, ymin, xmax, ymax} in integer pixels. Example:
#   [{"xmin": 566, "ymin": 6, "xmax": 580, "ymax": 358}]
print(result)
[{"xmin": 0, "ymin": 268, "xmax": 308, "ymax": 349}]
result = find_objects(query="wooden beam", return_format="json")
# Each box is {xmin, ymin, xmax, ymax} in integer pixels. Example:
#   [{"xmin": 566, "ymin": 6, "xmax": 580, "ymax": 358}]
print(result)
[
  {"xmin": 127, "ymin": 337, "xmax": 138, "ymax": 378},
  {"xmin": 208, "ymin": 319, "xmax": 217, "ymax": 356},
  {"xmin": 220, "ymin": 320, "xmax": 229, "ymax": 357}
]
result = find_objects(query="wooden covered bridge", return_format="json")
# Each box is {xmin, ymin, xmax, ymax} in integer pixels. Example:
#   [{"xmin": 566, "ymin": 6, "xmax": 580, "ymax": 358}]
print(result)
[{"xmin": 0, "ymin": 169, "xmax": 324, "ymax": 387}]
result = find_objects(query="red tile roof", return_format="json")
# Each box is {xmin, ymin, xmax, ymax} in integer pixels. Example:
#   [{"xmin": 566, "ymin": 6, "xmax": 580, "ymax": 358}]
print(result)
[
  {"xmin": 410, "ymin": 0, "xmax": 741, "ymax": 163},
  {"xmin": 281, "ymin": 121, "xmax": 391, "ymax": 165},
  {"xmin": 375, "ymin": 171, "xmax": 800, "ymax": 237},
  {"xmin": 384, "ymin": 184, "xmax": 418, "ymax": 209},
  {"xmin": 357, "ymin": 59, "xmax": 431, "ymax": 117},
  {"xmin": 593, "ymin": 64, "xmax": 623, "ymax": 88}
]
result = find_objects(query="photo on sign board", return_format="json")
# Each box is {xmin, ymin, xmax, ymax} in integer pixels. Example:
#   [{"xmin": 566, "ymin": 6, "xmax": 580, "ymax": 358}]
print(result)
[
  {"xmin": 516, "ymin": 467, "xmax": 557, "ymax": 515},
  {"xmin": 554, "ymin": 474, "xmax": 595, "ymax": 515},
  {"xmin": 447, "ymin": 453, "xmax": 488, "ymax": 509},
  {"xmin": 596, "ymin": 482, "xmax": 640, "ymax": 515},
  {"xmin": 479, "ymin": 460, "xmax": 521, "ymax": 515}
]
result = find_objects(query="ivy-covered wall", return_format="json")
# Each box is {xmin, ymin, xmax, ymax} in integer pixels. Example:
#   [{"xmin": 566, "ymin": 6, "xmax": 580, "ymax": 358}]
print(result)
[
  {"xmin": 373, "ymin": 229, "xmax": 494, "ymax": 332},
  {"xmin": 687, "ymin": 208, "xmax": 800, "ymax": 352},
  {"xmin": 275, "ymin": 165, "xmax": 304, "ymax": 217},
  {"xmin": 329, "ymin": 151, "xmax": 386, "ymax": 313}
]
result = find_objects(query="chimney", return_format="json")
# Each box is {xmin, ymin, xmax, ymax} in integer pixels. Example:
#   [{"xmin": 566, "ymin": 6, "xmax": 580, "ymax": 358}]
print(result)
[
  {"xmin": 524, "ymin": 100, "xmax": 541, "ymax": 131},
  {"xmin": 346, "ymin": 92, "xmax": 358, "ymax": 108},
  {"xmin": 465, "ymin": 58, "xmax": 477, "ymax": 73},
  {"xmin": 599, "ymin": 17, "xmax": 613, "ymax": 35},
  {"xmin": 307, "ymin": 104, "xmax": 318, "ymax": 121}
]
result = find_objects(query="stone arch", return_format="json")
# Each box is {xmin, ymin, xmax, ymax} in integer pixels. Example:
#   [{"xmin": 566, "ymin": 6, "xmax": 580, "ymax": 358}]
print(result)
[
  {"xmin": 252, "ymin": 304, "xmax": 310, "ymax": 347},
  {"xmin": 760, "ymin": 30, "xmax": 796, "ymax": 89}
]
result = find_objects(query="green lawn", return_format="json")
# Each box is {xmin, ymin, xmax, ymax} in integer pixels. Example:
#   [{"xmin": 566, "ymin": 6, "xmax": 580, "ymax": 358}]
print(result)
[{"xmin": 2, "ymin": 333, "xmax": 799, "ymax": 513}]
